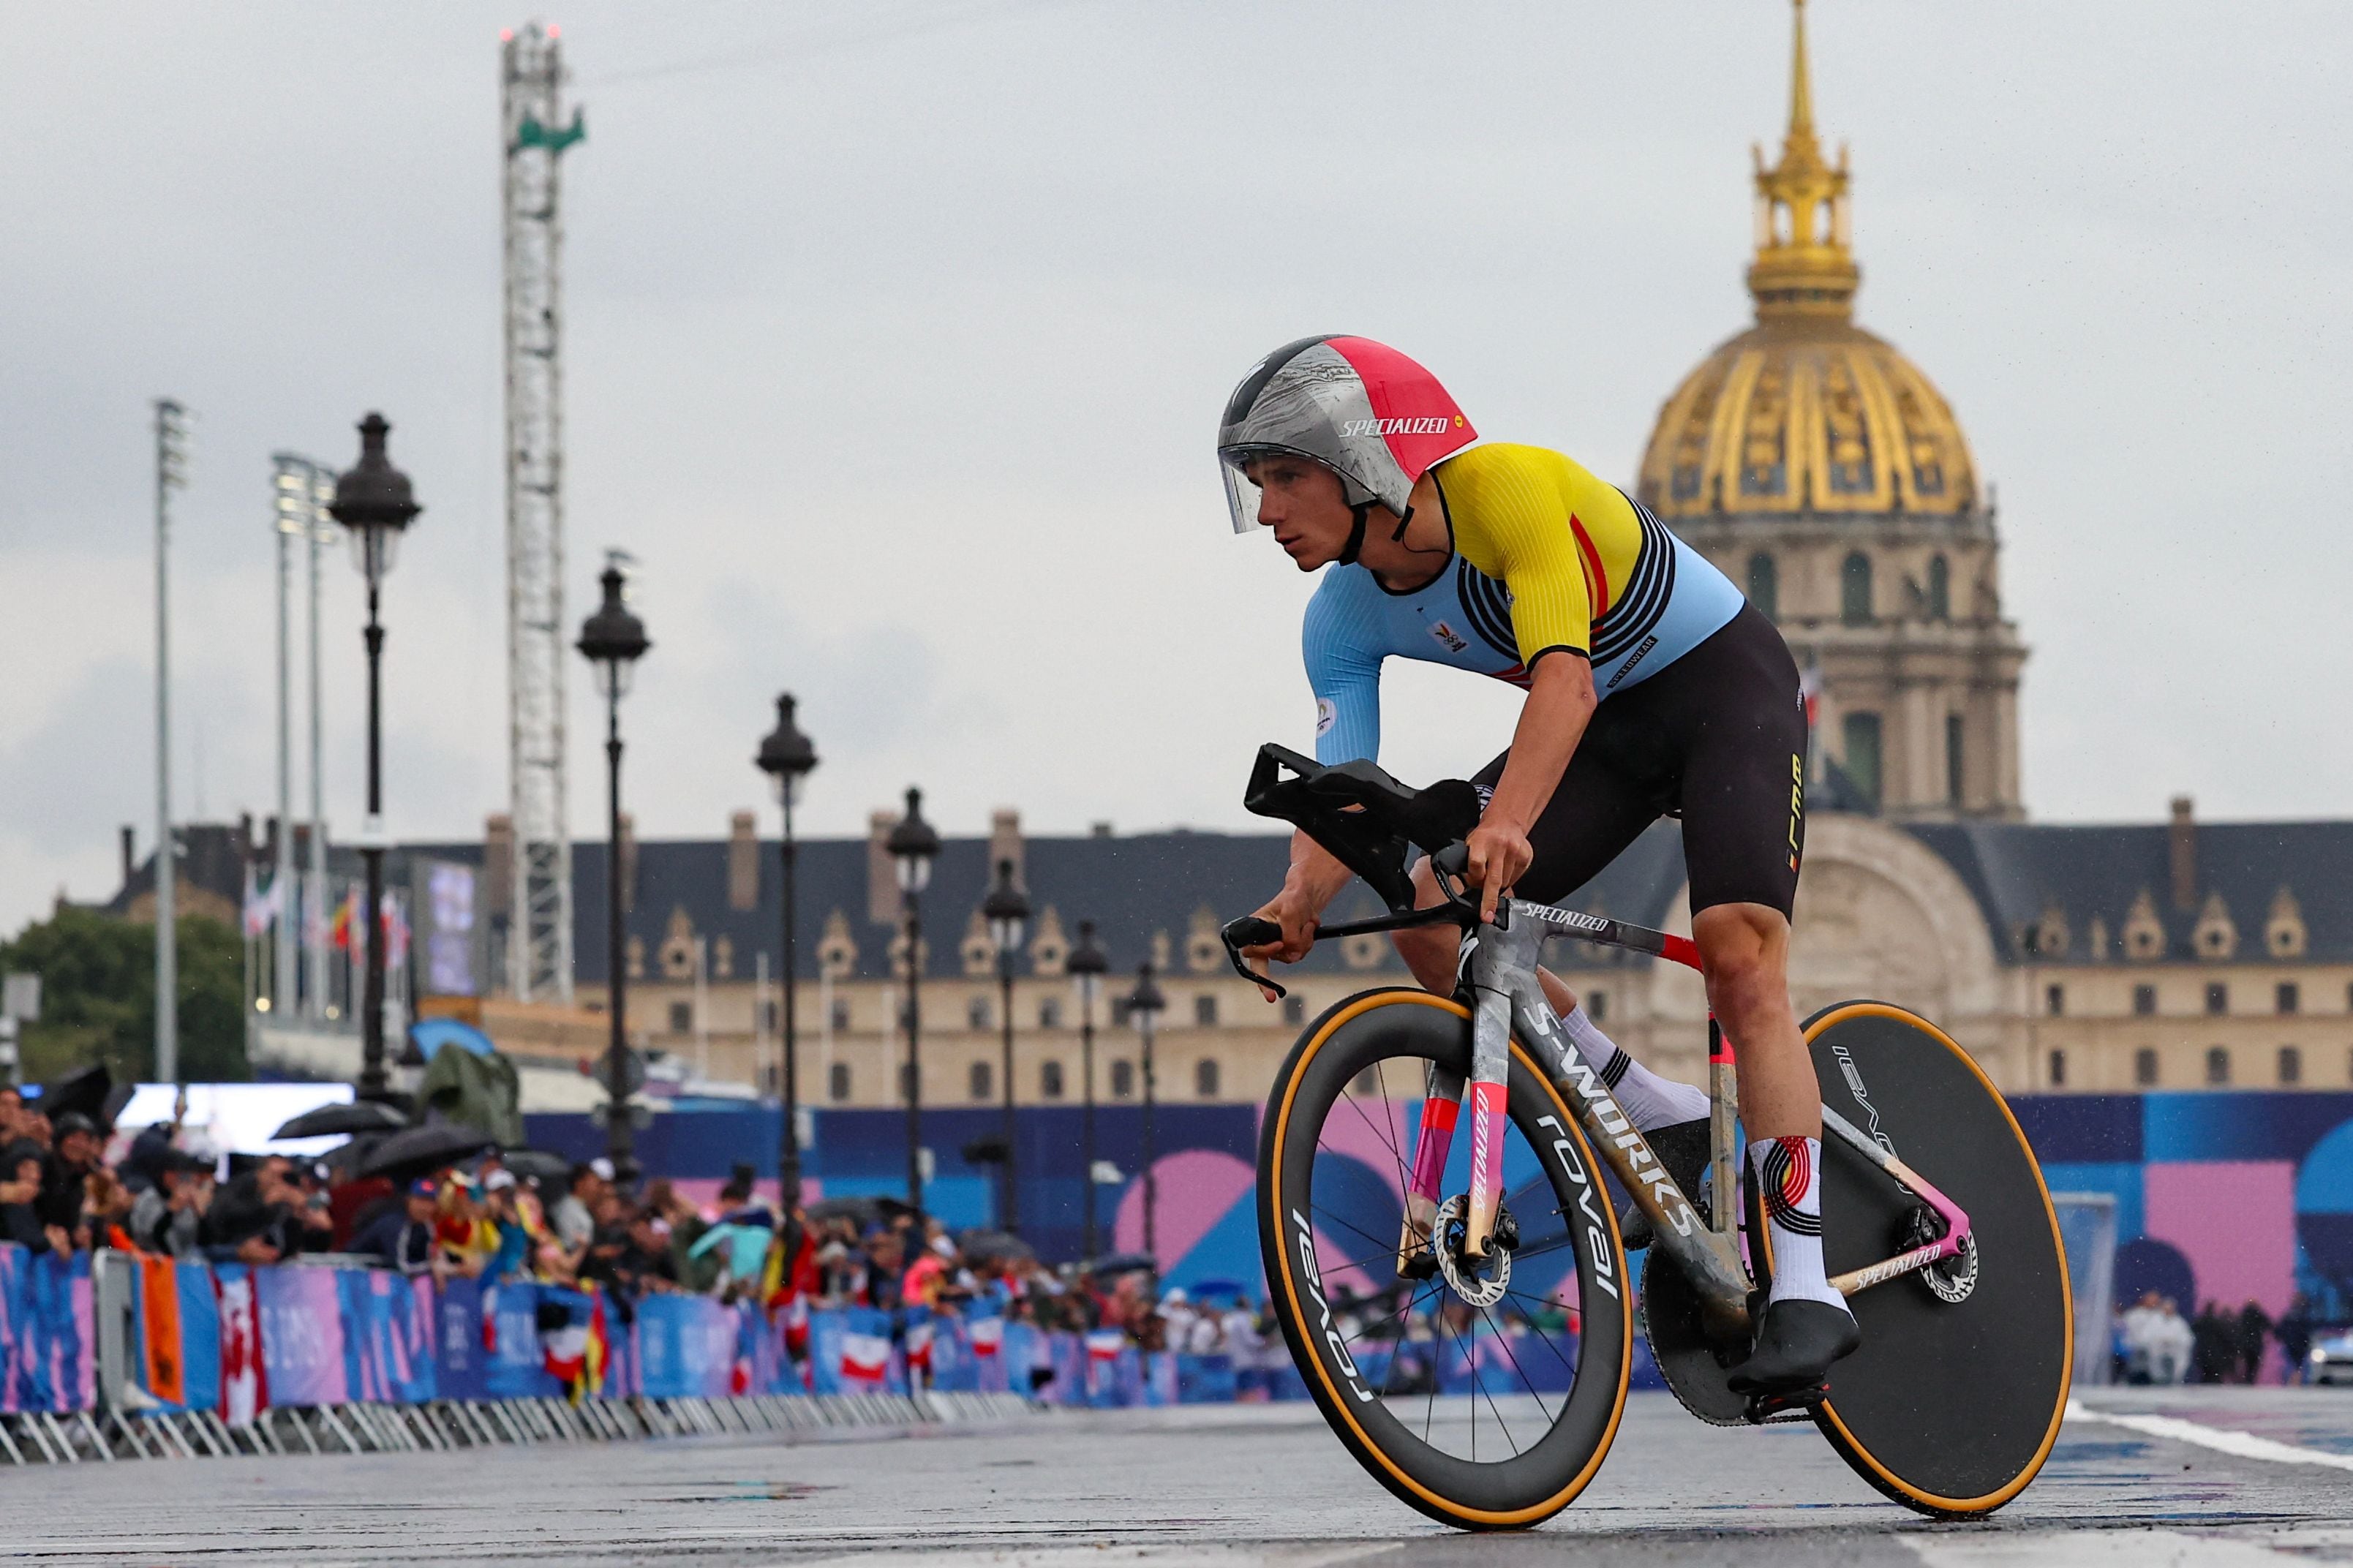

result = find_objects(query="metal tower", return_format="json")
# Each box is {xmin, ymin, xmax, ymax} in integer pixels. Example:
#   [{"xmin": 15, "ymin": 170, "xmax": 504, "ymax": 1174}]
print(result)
[{"xmin": 500, "ymin": 23, "xmax": 585, "ymax": 1000}]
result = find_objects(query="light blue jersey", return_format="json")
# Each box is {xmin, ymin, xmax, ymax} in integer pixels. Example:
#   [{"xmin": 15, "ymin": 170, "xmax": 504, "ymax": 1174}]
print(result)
[{"xmin": 1303, "ymin": 519, "xmax": 1744, "ymax": 766}]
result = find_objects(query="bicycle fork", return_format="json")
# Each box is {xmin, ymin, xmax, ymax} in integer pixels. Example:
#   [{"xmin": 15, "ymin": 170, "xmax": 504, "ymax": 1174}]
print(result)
[{"xmin": 1393, "ymin": 937, "xmax": 1524, "ymax": 1270}]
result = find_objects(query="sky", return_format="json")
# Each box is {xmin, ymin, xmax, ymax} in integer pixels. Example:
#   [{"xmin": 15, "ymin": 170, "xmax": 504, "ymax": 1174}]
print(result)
[{"xmin": 1, "ymin": 1, "xmax": 2349, "ymax": 935}]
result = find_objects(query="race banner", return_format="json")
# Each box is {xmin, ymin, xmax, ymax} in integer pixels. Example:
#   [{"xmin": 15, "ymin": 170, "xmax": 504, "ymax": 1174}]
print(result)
[
  {"xmin": 634, "ymin": 1291, "xmax": 738, "ymax": 1400},
  {"xmin": 0, "ymin": 1245, "xmax": 91, "ymax": 1413},
  {"xmin": 432, "ymin": 1275, "xmax": 491, "ymax": 1403},
  {"xmin": 337, "ymin": 1268, "xmax": 435, "ymax": 1405},
  {"xmin": 256, "ymin": 1263, "xmax": 347, "ymax": 1407}
]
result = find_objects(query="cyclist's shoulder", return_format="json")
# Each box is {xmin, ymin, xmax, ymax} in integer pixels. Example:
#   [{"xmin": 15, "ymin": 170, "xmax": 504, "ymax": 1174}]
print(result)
[{"xmin": 1436, "ymin": 443, "xmax": 1627, "ymax": 513}]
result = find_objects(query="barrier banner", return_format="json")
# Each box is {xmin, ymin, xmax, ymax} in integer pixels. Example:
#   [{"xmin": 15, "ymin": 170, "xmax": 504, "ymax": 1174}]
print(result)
[
  {"xmin": 1142, "ymin": 1350, "xmax": 1179, "ymax": 1407},
  {"xmin": 215, "ymin": 1264, "xmax": 266, "ymax": 1423},
  {"xmin": 129, "ymin": 1255, "xmax": 221, "ymax": 1413},
  {"xmin": 432, "ymin": 1275, "xmax": 490, "ymax": 1403},
  {"xmin": 635, "ymin": 1292, "xmax": 737, "ymax": 1400},
  {"xmin": 482, "ymin": 1282, "xmax": 561, "ymax": 1401},
  {"xmin": 1175, "ymin": 1352, "xmax": 1237, "ymax": 1404},
  {"xmin": 0, "ymin": 1246, "xmax": 92, "ymax": 1413},
  {"xmin": 257, "ymin": 1264, "xmax": 348, "ymax": 1407},
  {"xmin": 337, "ymin": 1270, "xmax": 434, "ymax": 1405}
]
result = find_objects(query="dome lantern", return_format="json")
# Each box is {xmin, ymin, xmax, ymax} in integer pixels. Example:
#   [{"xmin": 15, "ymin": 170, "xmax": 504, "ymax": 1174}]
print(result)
[{"xmin": 1747, "ymin": 0, "xmax": 1858, "ymax": 322}]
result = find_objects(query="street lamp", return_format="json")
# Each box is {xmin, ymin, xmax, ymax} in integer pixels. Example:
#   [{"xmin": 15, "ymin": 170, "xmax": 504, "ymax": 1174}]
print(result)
[
  {"xmin": 576, "ymin": 554, "xmax": 650, "ymax": 1186},
  {"xmin": 328, "ymin": 412, "xmax": 421, "ymax": 1104},
  {"xmin": 1066, "ymin": 920, "xmax": 1108, "ymax": 1258},
  {"xmin": 1126, "ymin": 961, "xmax": 1167, "ymax": 1260},
  {"xmin": 886, "ymin": 787, "xmax": 939, "ymax": 1212},
  {"xmin": 755, "ymin": 693, "xmax": 818, "ymax": 1208},
  {"xmin": 982, "ymin": 859, "xmax": 1030, "ymax": 1235}
]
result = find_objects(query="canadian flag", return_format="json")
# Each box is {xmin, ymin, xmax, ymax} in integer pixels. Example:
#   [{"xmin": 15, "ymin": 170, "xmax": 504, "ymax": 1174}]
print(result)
[
  {"xmin": 840, "ymin": 1330, "xmax": 891, "ymax": 1387},
  {"xmin": 216, "ymin": 1272, "xmax": 267, "ymax": 1427},
  {"xmin": 1085, "ymin": 1328, "xmax": 1128, "ymax": 1363},
  {"xmin": 968, "ymin": 1316, "xmax": 1004, "ymax": 1357}
]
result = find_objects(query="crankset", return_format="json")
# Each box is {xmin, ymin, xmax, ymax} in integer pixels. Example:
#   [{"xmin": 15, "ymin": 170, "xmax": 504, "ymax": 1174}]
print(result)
[{"xmin": 1900, "ymin": 1204, "xmax": 1979, "ymax": 1305}]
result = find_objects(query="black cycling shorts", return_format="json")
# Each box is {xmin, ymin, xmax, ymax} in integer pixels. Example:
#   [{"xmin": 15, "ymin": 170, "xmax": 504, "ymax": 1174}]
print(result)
[{"xmin": 1471, "ymin": 601, "xmax": 1808, "ymax": 920}]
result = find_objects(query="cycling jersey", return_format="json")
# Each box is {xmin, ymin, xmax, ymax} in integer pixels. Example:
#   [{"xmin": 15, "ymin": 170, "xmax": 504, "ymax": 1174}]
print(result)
[{"xmin": 1303, "ymin": 443, "xmax": 1744, "ymax": 766}]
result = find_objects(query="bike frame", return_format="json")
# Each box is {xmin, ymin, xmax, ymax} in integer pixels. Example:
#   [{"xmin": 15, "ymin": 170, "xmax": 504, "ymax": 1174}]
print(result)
[{"xmin": 1379, "ymin": 894, "xmax": 1976, "ymax": 1341}]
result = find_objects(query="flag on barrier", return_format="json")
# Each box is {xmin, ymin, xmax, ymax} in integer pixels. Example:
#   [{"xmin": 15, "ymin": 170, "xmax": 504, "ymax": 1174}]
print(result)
[{"xmin": 215, "ymin": 1264, "xmax": 266, "ymax": 1424}]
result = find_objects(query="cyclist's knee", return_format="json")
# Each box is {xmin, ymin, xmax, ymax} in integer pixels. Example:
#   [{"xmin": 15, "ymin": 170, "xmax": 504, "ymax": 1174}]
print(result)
[{"xmin": 1693, "ymin": 903, "xmax": 1790, "ymax": 1011}]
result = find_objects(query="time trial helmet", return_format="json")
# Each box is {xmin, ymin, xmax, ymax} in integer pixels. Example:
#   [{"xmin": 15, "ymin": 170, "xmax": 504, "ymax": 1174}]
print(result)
[{"xmin": 1216, "ymin": 336, "xmax": 1476, "ymax": 542}]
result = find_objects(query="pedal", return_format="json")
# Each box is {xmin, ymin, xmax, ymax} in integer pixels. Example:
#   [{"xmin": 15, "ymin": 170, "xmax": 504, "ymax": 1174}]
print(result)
[{"xmin": 1741, "ymin": 1384, "xmax": 1827, "ymax": 1425}]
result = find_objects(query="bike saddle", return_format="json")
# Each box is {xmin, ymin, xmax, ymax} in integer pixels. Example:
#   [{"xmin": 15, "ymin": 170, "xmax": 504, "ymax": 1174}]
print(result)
[{"xmin": 1241, "ymin": 744, "xmax": 1482, "ymax": 916}]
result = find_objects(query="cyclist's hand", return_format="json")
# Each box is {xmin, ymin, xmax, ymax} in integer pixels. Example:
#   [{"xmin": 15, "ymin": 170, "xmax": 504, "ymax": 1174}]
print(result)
[
  {"xmin": 1463, "ymin": 818, "xmax": 1534, "ymax": 924},
  {"xmin": 1240, "ymin": 892, "xmax": 1318, "ymax": 999}
]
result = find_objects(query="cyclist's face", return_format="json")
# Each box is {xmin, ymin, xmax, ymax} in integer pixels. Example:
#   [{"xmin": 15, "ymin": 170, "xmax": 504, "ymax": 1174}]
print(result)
[{"xmin": 1246, "ymin": 456, "xmax": 1353, "ymax": 569}]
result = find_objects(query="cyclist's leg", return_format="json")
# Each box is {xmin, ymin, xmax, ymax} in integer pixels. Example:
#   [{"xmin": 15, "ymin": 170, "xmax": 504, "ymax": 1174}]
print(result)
[{"xmin": 1663, "ymin": 603, "xmax": 1856, "ymax": 1387}]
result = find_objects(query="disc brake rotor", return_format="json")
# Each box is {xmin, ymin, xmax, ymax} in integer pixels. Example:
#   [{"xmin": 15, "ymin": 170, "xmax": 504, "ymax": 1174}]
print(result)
[
  {"xmin": 1902, "ymin": 1205, "xmax": 1980, "ymax": 1305},
  {"xmin": 1431, "ymin": 1193, "xmax": 1512, "ymax": 1309}
]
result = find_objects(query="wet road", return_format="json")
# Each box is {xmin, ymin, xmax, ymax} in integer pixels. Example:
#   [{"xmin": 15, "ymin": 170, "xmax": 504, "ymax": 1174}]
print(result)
[{"xmin": 6, "ymin": 1388, "xmax": 2353, "ymax": 1565}]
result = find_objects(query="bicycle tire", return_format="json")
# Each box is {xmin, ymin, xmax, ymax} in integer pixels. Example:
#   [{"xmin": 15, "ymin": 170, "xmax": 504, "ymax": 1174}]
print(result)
[
  {"xmin": 1258, "ymin": 987, "xmax": 1633, "ymax": 1531},
  {"xmin": 1750, "ymin": 1001, "xmax": 2072, "ymax": 1518}
]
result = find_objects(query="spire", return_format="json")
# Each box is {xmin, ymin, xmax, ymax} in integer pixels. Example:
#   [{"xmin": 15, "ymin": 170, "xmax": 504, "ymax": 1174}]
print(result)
[{"xmin": 1747, "ymin": 0, "xmax": 1858, "ymax": 322}]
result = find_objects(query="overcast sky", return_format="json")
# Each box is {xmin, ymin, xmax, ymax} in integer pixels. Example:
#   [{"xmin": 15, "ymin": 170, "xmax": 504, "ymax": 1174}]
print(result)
[{"xmin": 2, "ymin": 1, "xmax": 2349, "ymax": 934}]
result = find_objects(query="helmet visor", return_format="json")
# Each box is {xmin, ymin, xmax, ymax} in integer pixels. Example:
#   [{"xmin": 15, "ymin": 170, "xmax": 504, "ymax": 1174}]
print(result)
[{"xmin": 1219, "ymin": 452, "xmax": 1265, "ymax": 535}]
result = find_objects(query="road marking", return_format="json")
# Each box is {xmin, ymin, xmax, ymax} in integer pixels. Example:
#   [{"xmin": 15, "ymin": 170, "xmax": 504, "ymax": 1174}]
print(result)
[
  {"xmin": 2066, "ymin": 1398, "xmax": 2353, "ymax": 1474},
  {"xmin": 1906, "ymin": 1529, "xmax": 2289, "ymax": 1565},
  {"xmin": 791, "ymin": 1547, "xmax": 1401, "ymax": 1568}
]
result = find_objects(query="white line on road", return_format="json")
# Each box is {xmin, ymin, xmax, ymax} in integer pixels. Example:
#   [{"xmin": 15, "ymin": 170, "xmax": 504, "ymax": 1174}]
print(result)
[
  {"xmin": 1906, "ymin": 1528, "xmax": 2292, "ymax": 1566},
  {"xmin": 2065, "ymin": 1398, "xmax": 2353, "ymax": 1474}
]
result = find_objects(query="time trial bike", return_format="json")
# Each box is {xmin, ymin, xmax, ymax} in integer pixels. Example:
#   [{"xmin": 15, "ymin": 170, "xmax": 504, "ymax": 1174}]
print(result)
[{"xmin": 1221, "ymin": 744, "xmax": 2073, "ymax": 1530}]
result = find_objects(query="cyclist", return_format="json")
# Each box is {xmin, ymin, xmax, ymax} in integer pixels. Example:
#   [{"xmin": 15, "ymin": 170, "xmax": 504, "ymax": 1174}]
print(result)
[{"xmin": 1223, "ymin": 335, "xmax": 1855, "ymax": 1395}]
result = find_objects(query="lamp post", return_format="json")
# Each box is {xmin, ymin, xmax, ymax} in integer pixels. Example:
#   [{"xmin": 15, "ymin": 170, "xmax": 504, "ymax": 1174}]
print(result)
[
  {"xmin": 756, "ymin": 693, "xmax": 818, "ymax": 1207},
  {"xmin": 1126, "ymin": 961, "xmax": 1166, "ymax": 1259},
  {"xmin": 886, "ymin": 788, "xmax": 939, "ymax": 1212},
  {"xmin": 982, "ymin": 859, "xmax": 1029, "ymax": 1235},
  {"xmin": 328, "ymin": 412, "xmax": 421, "ymax": 1104},
  {"xmin": 1066, "ymin": 920, "xmax": 1107, "ymax": 1258},
  {"xmin": 576, "ymin": 554, "xmax": 650, "ymax": 1185}
]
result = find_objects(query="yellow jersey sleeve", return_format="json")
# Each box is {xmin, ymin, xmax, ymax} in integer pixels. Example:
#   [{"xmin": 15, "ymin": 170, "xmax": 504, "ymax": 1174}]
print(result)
[{"xmin": 1433, "ymin": 444, "xmax": 1639, "ymax": 668}]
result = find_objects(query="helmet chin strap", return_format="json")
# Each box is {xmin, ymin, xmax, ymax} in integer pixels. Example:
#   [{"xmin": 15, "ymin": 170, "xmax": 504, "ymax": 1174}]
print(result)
[{"xmin": 1337, "ymin": 502, "xmax": 1415, "ymax": 568}]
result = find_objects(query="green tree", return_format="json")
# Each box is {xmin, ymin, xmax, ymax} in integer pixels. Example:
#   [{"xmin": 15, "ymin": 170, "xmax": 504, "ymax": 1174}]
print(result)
[{"xmin": 0, "ymin": 908, "xmax": 249, "ymax": 1084}]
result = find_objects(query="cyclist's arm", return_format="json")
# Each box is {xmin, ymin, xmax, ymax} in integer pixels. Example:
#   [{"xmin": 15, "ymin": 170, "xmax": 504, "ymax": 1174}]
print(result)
[{"xmin": 1467, "ymin": 652, "xmax": 1596, "ymax": 920}]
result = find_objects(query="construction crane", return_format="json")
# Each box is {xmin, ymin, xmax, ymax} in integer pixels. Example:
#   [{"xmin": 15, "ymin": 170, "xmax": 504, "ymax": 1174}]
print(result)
[{"xmin": 500, "ymin": 21, "xmax": 585, "ymax": 1000}]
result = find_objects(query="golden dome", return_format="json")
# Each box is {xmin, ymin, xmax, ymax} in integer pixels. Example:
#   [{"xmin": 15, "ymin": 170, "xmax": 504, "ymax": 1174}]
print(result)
[{"xmin": 1635, "ymin": 0, "xmax": 1977, "ymax": 520}]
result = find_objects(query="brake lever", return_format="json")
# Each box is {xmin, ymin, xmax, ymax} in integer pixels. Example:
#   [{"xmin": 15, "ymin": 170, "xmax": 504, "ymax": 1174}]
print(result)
[{"xmin": 1220, "ymin": 916, "xmax": 1291, "ymax": 1000}]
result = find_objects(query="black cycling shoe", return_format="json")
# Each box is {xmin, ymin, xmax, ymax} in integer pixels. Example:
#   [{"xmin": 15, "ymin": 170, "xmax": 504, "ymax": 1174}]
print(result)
[
  {"xmin": 1616, "ymin": 1117, "xmax": 1714, "ymax": 1251},
  {"xmin": 1727, "ymin": 1297, "xmax": 1861, "ymax": 1395}
]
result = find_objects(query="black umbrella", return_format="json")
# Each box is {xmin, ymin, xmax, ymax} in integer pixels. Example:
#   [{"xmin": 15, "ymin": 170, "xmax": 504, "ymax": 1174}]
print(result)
[
  {"xmin": 496, "ymin": 1148, "xmax": 575, "ymax": 1184},
  {"xmin": 272, "ymin": 1101, "xmax": 409, "ymax": 1141},
  {"xmin": 1088, "ymin": 1251, "xmax": 1159, "ymax": 1279},
  {"xmin": 36, "ymin": 1064, "xmax": 113, "ymax": 1129},
  {"xmin": 957, "ymin": 1229, "xmax": 1036, "ymax": 1263},
  {"xmin": 358, "ymin": 1122, "xmax": 494, "ymax": 1183}
]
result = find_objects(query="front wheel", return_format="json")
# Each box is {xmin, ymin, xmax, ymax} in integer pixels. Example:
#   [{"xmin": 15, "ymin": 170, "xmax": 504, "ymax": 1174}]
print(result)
[{"xmin": 1257, "ymin": 988, "xmax": 1633, "ymax": 1531}]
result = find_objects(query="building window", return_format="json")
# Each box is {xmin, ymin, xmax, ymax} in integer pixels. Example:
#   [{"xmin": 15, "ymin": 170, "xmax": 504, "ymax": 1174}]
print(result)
[
  {"xmin": 829, "ymin": 998, "xmax": 851, "ymax": 1032},
  {"xmin": 668, "ymin": 1000, "xmax": 693, "ymax": 1034},
  {"xmin": 2134, "ymin": 1048, "xmax": 2158, "ymax": 1087},
  {"xmin": 2277, "ymin": 982, "xmax": 2300, "ymax": 1015},
  {"xmin": 2047, "ymin": 1049, "xmax": 2066, "ymax": 1088},
  {"xmin": 967, "ymin": 996, "xmax": 991, "ymax": 1031},
  {"xmin": 1946, "ymin": 714, "xmax": 1965, "ymax": 808},
  {"xmin": 1842, "ymin": 713, "xmax": 1883, "ymax": 810},
  {"xmin": 1195, "ymin": 1058, "xmax": 1220, "ymax": 1098},
  {"xmin": 1588, "ymin": 990, "xmax": 1607, "ymax": 1022},
  {"xmin": 1747, "ymin": 552, "xmax": 1778, "ymax": 619},
  {"xmin": 829, "ymin": 1062, "xmax": 851, "ymax": 1102},
  {"xmin": 2045, "ymin": 984, "xmax": 2064, "ymax": 1017},
  {"xmin": 1281, "ymin": 995, "xmax": 1306, "ymax": 1026},
  {"xmin": 761, "ymin": 999, "xmax": 779, "ymax": 1033},
  {"xmin": 1110, "ymin": 998, "xmax": 1132, "ymax": 1029},
  {"xmin": 969, "ymin": 1060, "xmax": 993, "ymax": 1101},
  {"xmin": 1039, "ymin": 998, "xmax": 1063, "ymax": 1030},
  {"xmin": 1110, "ymin": 1060, "xmax": 1135, "ymax": 1098},
  {"xmin": 1840, "ymin": 551, "xmax": 1873, "ymax": 625},
  {"xmin": 2133, "ymin": 984, "xmax": 2157, "ymax": 1017},
  {"xmin": 2279, "ymin": 1046, "xmax": 2303, "ymax": 1086},
  {"xmin": 1926, "ymin": 554, "xmax": 1951, "ymax": 620},
  {"xmin": 1039, "ymin": 1059, "xmax": 1065, "ymax": 1099},
  {"xmin": 1351, "ymin": 1066, "xmax": 1381, "ymax": 1097},
  {"xmin": 2205, "ymin": 1047, "xmax": 2230, "ymax": 1086},
  {"xmin": 1194, "ymin": 994, "xmax": 1218, "ymax": 1027},
  {"xmin": 2205, "ymin": 983, "xmax": 2228, "ymax": 1016}
]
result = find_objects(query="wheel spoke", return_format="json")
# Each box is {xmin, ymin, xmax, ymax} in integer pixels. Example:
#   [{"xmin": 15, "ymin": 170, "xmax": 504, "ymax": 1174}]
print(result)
[{"xmin": 1475, "ymin": 1301, "xmax": 1556, "ymax": 1431}]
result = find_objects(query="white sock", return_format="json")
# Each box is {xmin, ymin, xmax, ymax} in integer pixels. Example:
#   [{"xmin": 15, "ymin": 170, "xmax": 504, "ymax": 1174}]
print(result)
[
  {"xmin": 1560, "ymin": 1005, "xmax": 1709, "ymax": 1132},
  {"xmin": 1750, "ymin": 1135, "xmax": 1850, "ymax": 1313}
]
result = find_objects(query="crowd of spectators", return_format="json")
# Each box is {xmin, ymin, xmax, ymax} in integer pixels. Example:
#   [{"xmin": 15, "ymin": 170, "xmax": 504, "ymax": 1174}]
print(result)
[
  {"xmin": 2114, "ymin": 1289, "xmax": 2323, "ymax": 1384},
  {"xmin": 1, "ymin": 1085, "xmax": 1282, "ymax": 1368}
]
